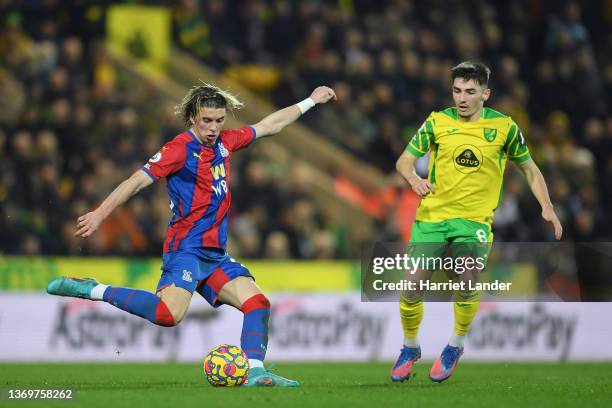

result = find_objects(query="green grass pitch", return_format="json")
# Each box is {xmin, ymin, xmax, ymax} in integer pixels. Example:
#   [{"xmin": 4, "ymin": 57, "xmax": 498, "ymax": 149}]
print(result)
[{"xmin": 1, "ymin": 362, "xmax": 611, "ymax": 408}]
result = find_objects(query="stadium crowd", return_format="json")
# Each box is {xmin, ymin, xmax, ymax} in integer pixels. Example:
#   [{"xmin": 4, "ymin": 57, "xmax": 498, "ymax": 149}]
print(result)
[
  {"xmin": 173, "ymin": 0, "xmax": 612, "ymax": 243},
  {"xmin": 1, "ymin": 0, "xmax": 611, "ymax": 258}
]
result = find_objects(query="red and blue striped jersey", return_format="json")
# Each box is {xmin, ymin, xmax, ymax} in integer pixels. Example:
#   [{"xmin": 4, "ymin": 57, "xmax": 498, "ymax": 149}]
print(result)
[{"xmin": 141, "ymin": 126, "xmax": 256, "ymax": 253}]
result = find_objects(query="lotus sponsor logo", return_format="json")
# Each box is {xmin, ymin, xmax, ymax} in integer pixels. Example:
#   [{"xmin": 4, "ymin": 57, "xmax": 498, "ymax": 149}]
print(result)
[{"xmin": 453, "ymin": 144, "xmax": 483, "ymax": 174}]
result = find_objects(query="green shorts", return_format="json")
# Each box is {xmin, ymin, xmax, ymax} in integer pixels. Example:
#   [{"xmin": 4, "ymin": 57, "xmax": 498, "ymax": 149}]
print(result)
[{"xmin": 408, "ymin": 219, "xmax": 493, "ymax": 268}]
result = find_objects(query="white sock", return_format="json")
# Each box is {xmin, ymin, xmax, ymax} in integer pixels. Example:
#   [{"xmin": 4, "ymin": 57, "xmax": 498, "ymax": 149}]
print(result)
[
  {"xmin": 403, "ymin": 337, "xmax": 420, "ymax": 348},
  {"xmin": 449, "ymin": 333, "xmax": 466, "ymax": 348},
  {"xmin": 90, "ymin": 284, "xmax": 108, "ymax": 301},
  {"xmin": 248, "ymin": 359, "xmax": 264, "ymax": 369}
]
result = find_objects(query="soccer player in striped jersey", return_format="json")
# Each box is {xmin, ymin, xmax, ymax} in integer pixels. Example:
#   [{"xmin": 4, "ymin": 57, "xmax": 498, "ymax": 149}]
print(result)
[
  {"xmin": 391, "ymin": 62, "xmax": 562, "ymax": 383},
  {"xmin": 47, "ymin": 83, "xmax": 337, "ymax": 387}
]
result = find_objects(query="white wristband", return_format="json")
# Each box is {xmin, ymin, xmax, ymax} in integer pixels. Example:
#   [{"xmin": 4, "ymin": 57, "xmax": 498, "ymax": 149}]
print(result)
[{"xmin": 296, "ymin": 97, "xmax": 316, "ymax": 114}]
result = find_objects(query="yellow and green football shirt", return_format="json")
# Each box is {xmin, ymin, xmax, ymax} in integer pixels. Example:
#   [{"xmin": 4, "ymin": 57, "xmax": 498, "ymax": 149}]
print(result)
[{"xmin": 406, "ymin": 107, "xmax": 530, "ymax": 225}]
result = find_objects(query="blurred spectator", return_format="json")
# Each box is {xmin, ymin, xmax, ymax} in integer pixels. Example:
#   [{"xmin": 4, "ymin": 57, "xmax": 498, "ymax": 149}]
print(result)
[{"xmin": 264, "ymin": 231, "xmax": 291, "ymax": 259}]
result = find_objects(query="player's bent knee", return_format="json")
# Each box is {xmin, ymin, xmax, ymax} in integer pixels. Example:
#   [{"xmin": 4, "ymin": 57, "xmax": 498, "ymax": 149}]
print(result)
[
  {"xmin": 218, "ymin": 276, "xmax": 263, "ymax": 309},
  {"xmin": 156, "ymin": 285, "xmax": 192, "ymax": 326},
  {"xmin": 169, "ymin": 308, "xmax": 187, "ymax": 325},
  {"xmin": 166, "ymin": 301, "xmax": 190, "ymax": 326},
  {"xmin": 154, "ymin": 300, "xmax": 177, "ymax": 327},
  {"xmin": 240, "ymin": 293, "xmax": 271, "ymax": 314}
]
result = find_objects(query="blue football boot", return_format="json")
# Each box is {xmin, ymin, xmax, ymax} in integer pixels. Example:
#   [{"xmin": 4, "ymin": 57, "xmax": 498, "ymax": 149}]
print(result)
[
  {"xmin": 391, "ymin": 346, "xmax": 421, "ymax": 382},
  {"xmin": 429, "ymin": 345, "xmax": 464, "ymax": 382},
  {"xmin": 47, "ymin": 276, "xmax": 99, "ymax": 300},
  {"xmin": 244, "ymin": 367, "xmax": 300, "ymax": 387}
]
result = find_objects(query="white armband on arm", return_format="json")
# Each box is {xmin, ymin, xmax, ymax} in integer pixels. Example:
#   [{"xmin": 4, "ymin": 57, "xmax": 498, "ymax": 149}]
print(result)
[{"xmin": 296, "ymin": 97, "xmax": 315, "ymax": 114}]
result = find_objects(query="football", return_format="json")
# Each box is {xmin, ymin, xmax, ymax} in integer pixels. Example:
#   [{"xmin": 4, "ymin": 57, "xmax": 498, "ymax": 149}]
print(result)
[{"xmin": 203, "ymin": 344, "xmax": 250, "ymax": 387}]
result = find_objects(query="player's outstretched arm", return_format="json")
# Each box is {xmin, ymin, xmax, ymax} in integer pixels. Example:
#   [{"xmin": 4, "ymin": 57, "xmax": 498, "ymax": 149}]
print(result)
[
  {"xmin": 396, "ymin": 150, "xmax": 435, "ymax": 197},
  {"xmin": 517, "ymin": 159, "xmax": 563, "ymax": 240},
  {"xmin": 252, "ymin": 86, "xmax": 337, "ymax": 138},
  {"xmin": 75, "ymin": 169, "xmax": 154, "ymax": 238}
]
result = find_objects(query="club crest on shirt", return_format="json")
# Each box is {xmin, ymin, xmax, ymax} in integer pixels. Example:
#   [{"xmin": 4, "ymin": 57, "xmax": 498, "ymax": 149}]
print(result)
[
  {"xmin": 219, "ymin": 142, "xmax": 229, "ymax": 158},
  {"xmin": 483, "ymin": 128, "xmax": 497, "ymax": 142}
]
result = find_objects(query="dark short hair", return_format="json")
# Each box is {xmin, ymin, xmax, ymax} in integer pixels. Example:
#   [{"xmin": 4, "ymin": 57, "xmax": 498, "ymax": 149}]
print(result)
[{"xmin": 451, "ymin": 62, "xmax": 491, "ymax": 86}]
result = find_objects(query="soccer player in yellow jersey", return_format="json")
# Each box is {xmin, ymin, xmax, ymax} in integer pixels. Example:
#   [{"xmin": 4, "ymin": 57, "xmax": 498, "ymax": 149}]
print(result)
[{"xmin": 390, "ymin": 62, "xmax": 563, "ymax": 383}]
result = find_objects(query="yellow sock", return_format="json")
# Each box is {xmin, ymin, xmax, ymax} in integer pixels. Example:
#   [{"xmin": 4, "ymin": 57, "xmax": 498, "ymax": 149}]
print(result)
[
  {"xmin": 399, "ymin": 298, "xmax": 424, "ymax": 344},
  {"xmin": 453, "ymin": 300, "xmax": 480, "ymax": 336}
]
